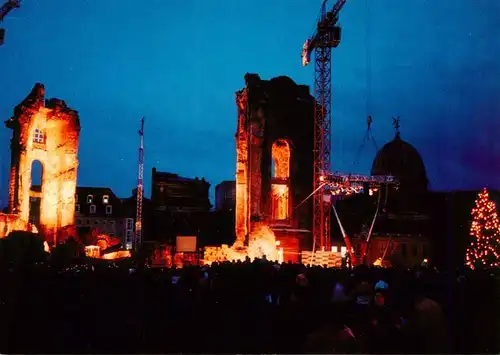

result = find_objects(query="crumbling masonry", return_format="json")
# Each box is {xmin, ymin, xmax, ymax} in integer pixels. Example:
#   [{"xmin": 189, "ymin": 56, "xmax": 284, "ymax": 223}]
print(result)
[
  {"xmin": 234, "ymin": 74, "xmax": 315, "ymax": 260},
  {"xmin": 1, "ymin": 83, "xmax": 80, "ymax": 244}
]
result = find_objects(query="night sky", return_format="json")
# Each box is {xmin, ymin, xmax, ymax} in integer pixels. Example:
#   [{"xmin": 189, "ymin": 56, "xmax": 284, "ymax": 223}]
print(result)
[{"xmin": 0, "ymin": 0, "xmax": 499, "ymax": 207}]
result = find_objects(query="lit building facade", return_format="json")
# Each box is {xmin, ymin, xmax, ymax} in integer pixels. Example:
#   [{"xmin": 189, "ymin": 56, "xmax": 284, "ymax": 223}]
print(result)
[{"xmin": 73, "ymin": 187, "xmax": 134, "ymax": 246}]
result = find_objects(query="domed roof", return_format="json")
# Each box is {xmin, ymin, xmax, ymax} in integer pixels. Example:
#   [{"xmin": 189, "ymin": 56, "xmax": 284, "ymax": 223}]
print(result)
[{"xmin": 371, "ymin": 132, "xmax": 428, "ymax": 190}]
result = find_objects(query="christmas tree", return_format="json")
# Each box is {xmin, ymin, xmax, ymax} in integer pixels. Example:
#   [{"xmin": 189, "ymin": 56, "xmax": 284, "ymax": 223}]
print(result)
[{"xmin": 465, "ymin": 188, "xmax": 500, "ymax": 269}]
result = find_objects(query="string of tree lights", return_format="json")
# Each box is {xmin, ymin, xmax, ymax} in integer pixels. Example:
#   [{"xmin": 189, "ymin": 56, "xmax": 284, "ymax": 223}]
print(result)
[{"xmin": 465, "ymin": 188, "xmax": 500, "ymax": 270}]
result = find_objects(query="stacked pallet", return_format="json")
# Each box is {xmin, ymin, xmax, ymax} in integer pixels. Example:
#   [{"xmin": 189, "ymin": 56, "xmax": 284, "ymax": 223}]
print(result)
[{"xmin": 301, "ymin": 251, "xmax": 342, "ymax": 268}]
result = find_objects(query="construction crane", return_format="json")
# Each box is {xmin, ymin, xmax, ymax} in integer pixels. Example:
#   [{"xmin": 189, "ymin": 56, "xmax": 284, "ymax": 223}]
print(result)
[
  {"xmin": 302, "ymin": 0, "xmax": 347, "ymax": 251},
  {"xmin": 134, "ymin": 117, "xmax": 145, "ymax": 250},
  {"xmin": 0, "ymin": 0, "xmax": 21, "ymax": 46}
]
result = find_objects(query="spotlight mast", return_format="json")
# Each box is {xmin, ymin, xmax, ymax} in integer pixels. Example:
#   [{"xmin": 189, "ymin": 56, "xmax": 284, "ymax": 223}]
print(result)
[{"xmin": 134, "ymin": 117, "xmax": 145, "ymax": 250}]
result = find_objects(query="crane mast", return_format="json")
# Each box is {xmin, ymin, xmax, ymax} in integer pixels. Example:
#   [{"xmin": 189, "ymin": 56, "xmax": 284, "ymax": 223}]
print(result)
[
  {"xmin": 0, "ymin": 0, "xmax": 20, "ymax": 46},
  {"xmin": 134, "ymin": 117, "xmax": 144, "ymax": 250},
  {"xmin": 302, "ymin": 0, "xmax": 346, "ymax": 251}
]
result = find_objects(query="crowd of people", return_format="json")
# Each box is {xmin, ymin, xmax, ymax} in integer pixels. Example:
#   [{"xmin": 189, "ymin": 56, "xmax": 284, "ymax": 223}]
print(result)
[{"xmin": 0, "ymin": 253, "xmax": 498, "ymax": 354}]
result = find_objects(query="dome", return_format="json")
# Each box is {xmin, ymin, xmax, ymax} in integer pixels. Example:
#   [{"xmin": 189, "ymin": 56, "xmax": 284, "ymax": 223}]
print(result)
[{"xmin": 371, "ymin": 132, "xmax": 428, "ymax": 190}]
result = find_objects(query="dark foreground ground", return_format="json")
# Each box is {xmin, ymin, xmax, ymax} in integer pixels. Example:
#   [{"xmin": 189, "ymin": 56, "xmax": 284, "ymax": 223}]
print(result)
[{"xmin": 0, "ymin": 260, "xmax": 499, "ymax": 354}]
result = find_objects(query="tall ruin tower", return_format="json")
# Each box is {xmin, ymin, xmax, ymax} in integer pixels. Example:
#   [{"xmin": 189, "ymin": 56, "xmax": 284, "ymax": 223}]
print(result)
[
  {"xmin": 234, "ymin": 74, "xmax": 314, "ymax": 253},
  {"xmin": 5, "ymin": 83, "xmax": 80, "ymax": 244}
]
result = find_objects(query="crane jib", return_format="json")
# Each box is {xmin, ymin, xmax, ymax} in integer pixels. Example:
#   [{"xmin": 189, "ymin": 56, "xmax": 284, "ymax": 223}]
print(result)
[{"xmin": 301, "ymin": 0, "xmax": 346, "ymax": 66}]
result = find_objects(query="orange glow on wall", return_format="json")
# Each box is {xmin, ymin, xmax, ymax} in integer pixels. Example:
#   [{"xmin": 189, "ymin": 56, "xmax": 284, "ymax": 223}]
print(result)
[
  {"xmin": 271, "ymin": 184, "xmax": 289, "ymax": 220},
  {"xmin": 272, "ymin": 139, "xmax": 290, "ymax": 179},
  {"xmin": 235, "ymin": 88, "xmax": 249, "ymax": 247},
  {"xmin": 247, "ymin": 223, "xmax": 278, "ymax": 260},
  {"xmin": 0, "ymin": 213, "xmax": 38, "ymax": 237},
  {"xmin": 271, "ymin": 139, "xmax": 291, "ymax": 221},
  {"xmin": 2, "ymin": 83, "xmax": 80, "ymax": 244}
]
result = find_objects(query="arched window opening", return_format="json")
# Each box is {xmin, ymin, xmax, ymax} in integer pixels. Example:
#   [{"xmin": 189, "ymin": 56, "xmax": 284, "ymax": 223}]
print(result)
[
  {"xmin": 271, "ymin": 139, "xmax": 290, "ymax": 178},
  {"xmin": 33, "ymin": 128, "xmax": 45, "ymax": 143},
  {"xmin": 30, "ymin": 160, "xmax": 43, "ymax": 187},
  {"xmin": 271, "ymin": 139, "xmax": 291, "ymax": 221},
  {"xmin": 29, "ymin": 160, "xmax": 43, "ymax": 227}
]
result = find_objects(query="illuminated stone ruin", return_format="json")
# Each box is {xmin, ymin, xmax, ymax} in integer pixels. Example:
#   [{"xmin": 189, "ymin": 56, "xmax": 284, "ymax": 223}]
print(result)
[
  {"xmin": 1, "ymin": 83, "xmax": 80, "ymax": 244},
  {"xmin": 206, "ymin": 74, "xmax": 314, "ymax": 264}
]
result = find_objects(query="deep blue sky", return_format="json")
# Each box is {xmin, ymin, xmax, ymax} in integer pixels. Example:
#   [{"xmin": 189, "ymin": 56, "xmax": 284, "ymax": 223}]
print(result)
[{"xmin": 1, "ymin": 0, "xmax": 499, "ymax": 206}]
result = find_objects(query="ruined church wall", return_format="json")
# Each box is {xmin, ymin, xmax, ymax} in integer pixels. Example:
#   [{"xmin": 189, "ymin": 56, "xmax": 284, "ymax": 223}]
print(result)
[
  {"xmin": 252, "ymin": 78, "xmax": 315, "ymax": 231},
  {"xmin": 5, "ymin": 84, "xmax": 80, "ymax": 244},
  {"xmin": 235, "ymin": 89, "xmax": 249, "ymax": 245},
  {"xmin": 234, "ymin": 74, "xmax": 314, "ymax": 246}
]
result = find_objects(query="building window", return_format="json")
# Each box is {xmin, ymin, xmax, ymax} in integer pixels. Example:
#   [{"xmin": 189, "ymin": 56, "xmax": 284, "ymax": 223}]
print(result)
[
  {"xmin": 75, "ymin": 194, "xmax": 78, "ymax": 202},
  {"xmin": 102, "ymin": 220, "xmax": 107, "ymax": 225},
  {"xmin": 90, "ymin": 205, "xmax": 96, "ymax": 214},
  {"xmin": 33, "ymin": 128, "xmax": 44, "ymax": 143},
  {"xmin": 126, "ymin": 218, "xmax": 134, "ymax": 230},
  {"xmin": 106, "ymin": 205, "xmax": 112, "ymax": 214},
  {"xmin": 76, "ymin": 219, "xmax": 81, "ymax": 225},
  {"xmin": 75, "ymin": 204, "xmax": 80, "ymax": 213},
  {"xmin": 87, "ymin": 195, "xmax": 93, "ymax": 204},
  {"xmin": 103, "ymin": 195, "xmax": 109, "ymax": 204},
  {"xmin": 109, "ymin": 220, "xmax": 115, "ymax": 225},
  {"xmin": 126, "ymin": 230, "xmax": 133, "ymax": 239},
  {"xmin": 85, "ymin": 219, "xmax": 89, "ymax": 225},
  {"xmin": 94, "ymin": 220, "xmax": 99, "ymax": 225}
]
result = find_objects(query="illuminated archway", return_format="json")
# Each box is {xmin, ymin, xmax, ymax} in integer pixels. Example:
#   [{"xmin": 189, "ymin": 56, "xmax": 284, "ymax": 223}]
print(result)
[{"xmin": 271, "ymin": 139, "xmax": 291, "ymax": 221}]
